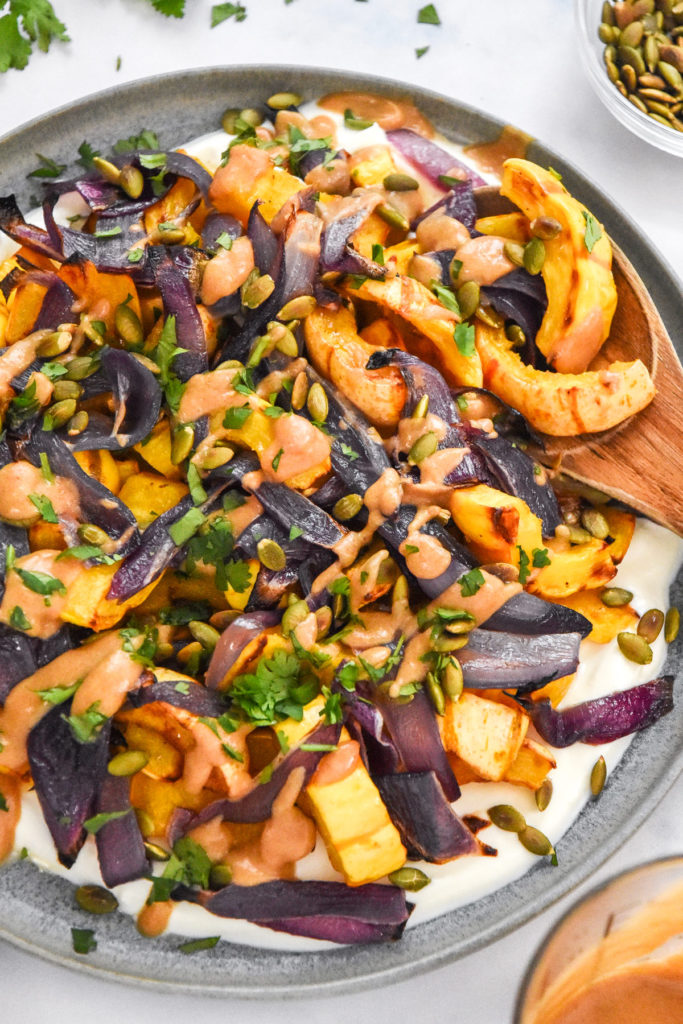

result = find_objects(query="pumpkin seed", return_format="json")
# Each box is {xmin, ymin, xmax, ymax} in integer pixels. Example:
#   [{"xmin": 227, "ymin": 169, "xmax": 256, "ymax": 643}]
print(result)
[
  {"xmin": 488, "ymin": 804, "xmax": 526, "ymax": 833},
  {"xmin": 665, "ymin": 606, "xmax": 680, "ymax": 642},
  {"xmin": 535, "ymin": 778, "xmax": 553, "ymax": 812},
  {"xmin": 617, "ymin": 631, "xmax": 653, "ymax": 664},
  {"xmin": 567, "ymin": 525, "xmax": 593, "ymax": 545},
  {"xmin": 65, "ymin": 356, "xmax": 97, "ymax": 381},
  {"xmin": 135, "ymin": 809, "xmax": 154, "ymax": 837},
  {"xmin": 37, "ymin": 329, "xmax": 72, "ymax": 358},
  {"xmin": 388, "ymin": 866, "xmax": 431, "ymax": 892},
  {"xmin": 107, "ymin": 749, "xmax": 149, "ymax": 777},
  {"xmin": 590, "ymin": 754, "xmax": 607, "ymax": 797},
  {"xmin": 315, "ymin": 605, "xmax": 333, "ymax": 639},
  {"xmin": 601, "ymin": 586, "xmax": 634, "ymax": 607},
  {"xmin": 629, "ymin": 93, "xmax": 650, "ymax": 112},
  {"xmin": 154, "ymin": 225, "xmax": 185, "ymax": 245},
  {"xmin": 639, "ymin": 71, "xmax": 667, "ymax": 86},
  {"xmin": 604, "ymin": 43, "xmax": 617, "ymax": 65},
  {"xmin": 637, "ymin": 607, "xmax": 665, "ymax": 643},
  {"xmin": 277, "ymin": 295, "xmax": 316, "ymax": 320},
  {"xmin": 52, "ymin": 379, "xmax": 82, "ymax": 402},
  {"xmin": 475, "ymin": 303, "xmax": 505, "ymax": 329},
  {"xmin": 189, "ymin": 620, "xmax": 221, "ymax": 652},
  {"xmin": 581, "ymin": 507, "xmax": 609, "ymax": 539},
  {"xmin": 241, "ymin": 273, "xmax": 275, "ymax": 309},
  {"xmin": 432, "ymin": 634, "xmax": 469, "ymax": 653},
  {"xmin": 198, "ymin": 446, "xmax": 234, "ymax": 470},
  {"xmin": 171, "ymin": 423, "xmax": 194, "ymax": 465},
  {"xmin": 383, "ymin": 172, "xmax": 420, "ymax": 192},
  {"xmin": 442, "ymin": 658, "xmax": 464, "ymax": 700},
  {"xmin": 449, "ymin": 254, "xmax": 463, "ymax": 286},
  {"xmin": 519, "ymin": 825, "xmax": 554, "ymax": 857},
  {"xmin": 456, "ymin": 280, "xmax": 480, "ymax": 320},
  {"xmin": 599, "ymin": 22, "xmax": 616, "ymax": 43},
  {"xmin": 523, "ymin": 237, "xmax": 546, "ymax": 275},
  {"xmin": 221, "ymin": 107, "xmax": 242, "ymax": 133},
  {"xmin": 621, "ymin": 62, "xmax": 638, "ymax": 90},
  {"xmin": 267, "ymin": 91, "xmax": 302, "ymax": 110},
  {"xmin": 281, "ymin": 599, "xmax": 309, "ymax": 636},
  {"xmin": 412, "ymin": 394, "xmax": 429, "ymax": 419},
  {"xmin": 530, "ymin": 215, "xmax": 562, "ymax": 239},
  {"xmin": 622, "ymin": 20, "xmax": 645, "ymax": 46},
  {"xmin": 444, "ymin": 616, "xmax": 476, "ymax": 636},
  {"xmin": 291, "ymin": 371, "xmax": 309, "ymax": 410},
  {"xmin": 115, "ymin": 303, "xmax": 144, "ymax": 347},
  {"xmin": 67, "ymin": 411, "xmax": 89, "ymax": 436},
  {"xmin": 607, "ymin": 58, "xmax": 621, "ymax": 82},
  {"xmin": 257, "ymin": 538, "xmax": 286, "ymax": 571},
  {"xmin": 210, "ymin": 864, "xmax": 233, "ymax": 889},
  {"xmin": 239, "ymin": 107, "xmax": 264, "ymax": 127},
  {"xmin": 155, "ymin": 642, "xmax": 174, "ymax": 661},
  {"xmin": 503, "ymin": 240, "xmax": 526, "ymax": 267},
  {"xmin": 92, "ymin": 156, "xmax": 122, "ymax": 184},
  {"xmin": 78, "ymin": 522, "xmax": 110, "ymax": 546},
  {"xmin": 425, "ymin": 671, "xmax": 446, "ymax": 716},
  {"xmin": 639, "ymin": 85, "xmax": 677, "ymax": 100},
  {"xmin": 616, "ymin": 79, "xmax": 629, "ymax": 96},
  {"xmin": 119, "ymin": 164, "xmax": 144, "ymax": 200},
  {"xmin": 505, "ymin": 324, "xmax": 526, "ymax": 348},
  {"xmin": 602, "ymin": 0, "xmax": 615, "ymax": 24},
  {"xmin": 333, "ymin": 493, "xmax": 363, "ymax": 521},
  {"xmin": 46, "ymin": 398, "xmax": 76, "ymax": 429},
  {"xmin": 307, "ymin": 381, "xmax": 328, "ymax": 423},
  {"xmin": 178, "ymin": 641, "xmax": 202, "ymax": 666},
  {"xmin": 144, "ymin": 841, "xmax": 171, "ymax": 862},
  {"xmin": 619, "ymin": 44, "xmax": 647, "ymax": 75},
  {"xmin": 408, "ymin": 430, "xmax": 438, "ymax": 465},
  {"xmin": 75, "ymin": 884, "xmax": 119, "ymax": 915},
  {"xmin": 376, "ymin": 203, "xmax": 409, "ymax": 232},
  {"xmin": 645, "ymin": 97, "xmax": 675, "ymax": 115}
]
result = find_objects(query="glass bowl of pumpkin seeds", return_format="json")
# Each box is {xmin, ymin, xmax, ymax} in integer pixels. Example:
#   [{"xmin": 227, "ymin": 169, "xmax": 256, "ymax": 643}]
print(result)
[{"xmin": 577, "ymin": 0, "xmax": 683, "ymax": 156}]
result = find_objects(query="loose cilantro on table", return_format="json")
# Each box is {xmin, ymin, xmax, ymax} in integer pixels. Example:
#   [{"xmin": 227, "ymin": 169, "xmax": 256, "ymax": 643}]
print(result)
[
  {"xmin": 0, "ymin": 0, "xmax": 69, "ymax": 74},
  {"xmin": 147, "ymin": 0, "xmax": 185, "ymax": 17},
  {"xmin": 417, "ymin": 3, "xmax": 440, "ymax": 24},
  {"xmin": 211, "ymin": 2, "xmax": 247, "ymax": 26}
]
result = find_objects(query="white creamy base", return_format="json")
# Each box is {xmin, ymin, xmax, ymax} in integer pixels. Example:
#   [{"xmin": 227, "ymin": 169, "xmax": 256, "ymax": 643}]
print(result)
[{"xmin": 4, "ymin": 121, "xmax": 682, "ymax": 952}]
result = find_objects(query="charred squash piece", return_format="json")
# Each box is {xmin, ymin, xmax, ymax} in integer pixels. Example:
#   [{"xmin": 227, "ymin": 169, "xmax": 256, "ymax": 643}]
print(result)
[{"xmin": 449, "ymin": 483, "xmax": 544, "ymax": 570}]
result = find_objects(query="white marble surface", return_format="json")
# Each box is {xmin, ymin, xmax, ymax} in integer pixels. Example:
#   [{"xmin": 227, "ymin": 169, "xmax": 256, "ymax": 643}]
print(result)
[{"xmin": 0, "ymin": 0, "xmax": 681, "ymax": 1019}]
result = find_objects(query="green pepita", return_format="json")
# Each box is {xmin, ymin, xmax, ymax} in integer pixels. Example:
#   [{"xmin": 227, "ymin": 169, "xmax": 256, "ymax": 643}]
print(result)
[
  {"xmin": 155, "ymin": 225, "xmax": 186, "ymax": 245},
  {"xmin": 315, "ymin": 605, "xmax": 333, "ymax": 639},
  {"xmin": 618, "ymin": 44, "xmax": 646, "ymax": 76},
  {"xmin": 621, "ymin": 20, "xmax": 645, "ymax": 47},
  {"xmin": 144, "ymin": 840, "xmax": 171, "ymax": 862},
  {"xmin": 599, "ymin": 22, "xmax": 616, "ymax": 43},
  {"xmin": 115, "ymin": 303, "xmax": 144, "ymax": 347},
  {"xmin": 92, "ymin": 156, "xmax": 122, "ymax": 184},
  {"xmin": 535, "ymin": 778, "xmax": 553, "ymax": 812},
  {"xmin": 281, "ymin": 599, "xmax": 309, "ymax": 637},
  {"xmin": 383, "ymin": 172, "xmax": 420, "ymax": 192},
  {"xmin": 107, "ymin": 749, "xmax": 149, "ymax": 777},
  {"xmin": 277, "ymin": 295, "xmax": 317, "ymax": 321},
  {"xmin": 425, "ymin": 671, "xmax": 446, "ymax": 716},
  {"xmin": 601, "ymin": 586, "xmax": 634, "ymax": 607},
  {"xmin": 456, "ymin": 280, "xmax": 480, "ymax": 321},
  {"xmin": 530, "ymin": 215, "xmax": 563, "ymax": 239},
  {"xmin": 408, "ymin": 431, "xmax": 438, "ymax": 465},
  {"xmin": 333, "ymin": 493, "xmax": 363, "ymax": 521},
  {"xmin": 581, "ymin": 507, "xmax": 610, "ymax": 539},
  {"xmin": 432, "ymin": 634, "xmax": 469, "ymax": 653},
  {"xmin": 629, "ymin": 93, "xmax": 650, "ymax": 112},
  {"xmin": 257, "ymin": 538, "xmax": 286, "ymax": 572},
  {"xmin": 189, "ymin": 620, "xmax": 221, "ymax": 652},
  {"xmin": 239, "ymin": 107, "xmax": 264, "ymax": 127},
  {"xmin": 503, "ymin": 240, "xmax": 526, "ymax": 268},
  {"xmin": 46, "ymin": 398, "xmax": 77, "ymax": 429},
  {"xmin": 267, "ymin": 91, "xmax": 302, "ymax": 110},
  {"xmin": 52, "ymin": 379, "xmax": 82, "ymax": 402},
  {"xmin": 590, "ymin": 754, "xmax": 607, "ymax": 797},
  {"xmin": 198, "ymin": 446, "xmax": 234, "ymax": 470},
  {"xmin": 376, "ymin": 203, "xmax": 409, "ymax": 232},
  {"xmin": 665, "ymin": 607, "xmax": 680, "ymax": 642},
  {"xmin": 78, "ymin": 523, "xmax": 110, "ymax": 546},
  {"xmin": 488, "ymin": 804, "xmax": 526, "ymax": 833},
  {"xmin": 442, "ymin": 658, "xmax": 464, "ymax": 700},
  {"xmin": 617, "ymin": 631, "xmax": 653, "ymax": 664},
  {"xmin": 567, "ymin": 525, "xmax": 593, "ymax": 546},
  {"xmin": 637, "ymin": 607, "xmax": 665, "ymax": 643},
  {"xmin": 242, "ymin": 273, "xmax": 275, "ymax": 309},
  {"xmin": 518, "ymin": 825, "xmax": 554, "ymax": 857},
  {"xmin": 221, "ymin": 108, "xmax": 242, "ymax": 133},
  {"xmin": 65, "ymin": 356, "xmax": 97, "ymax": 381},
  {"xmin": 621, "ymin": 62, "xmax": 638, "ymax": 90},
  {"xmin": 388, "ymin": 866, "xmax": 431, "ymax": 892},
  {"xmin": 475, "ymin": 303, "xmax": 504, "ymax": 329},
  {"xmin": 523, "ymin": 237, "xmax": 546, "ymax": 275},
  {"xmin": 505, "ymin": 323, "xmax": 526, "ymax": 348},
  {"xmin": 119, "ymin": 164, "xmax": 144, "ymax": 200},
  {"xmin": 67, "ymin": 411, "xmax": 89, "ymax": 437},
  {"xmin": 75, "ymin": 884, "xmax": 119, "ymax": 915},
  {"xmin": 171, "ymin": 423, "xmax": 194, "ymax": 465},
  {"xmin": 291, "ymin": 371, "xmax": 309, "ymax": 411},
  {"xmin": 659, "ymin": 59, "xmax": 683, "ymax": 90},
  {"xmin": 210, "ymin": 863, "xmax": 234, "ymax": 889},
  {"xmin": 306, "ymin": 381, "xmax": 328, "ymax": 423},
  {"xmin": 412, "ymin": 394, "xmax": 429, "ymax": 419},
  {"xmin": 37, "ymin": 330, "xmax": 72, "ymax": 358},
  {"xmin": 602, "ymin": 0, "xmax": 615, "ymax": 24}
]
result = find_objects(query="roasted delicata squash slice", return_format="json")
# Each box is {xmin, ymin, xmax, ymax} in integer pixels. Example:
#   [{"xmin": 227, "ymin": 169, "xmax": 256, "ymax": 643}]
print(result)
[
  {"xmin": 500, "ymin": 159, "xmax": 618, "ymax": 374},
  {"xmin": 449, "ymin": 484, "xmax": 544, "ymax": 569},
  {"xmin": 527, "ymin": 536, "xmax": 617, "ymax": 599},
  {"xmin": 475, "ymin": 321, "xmax": 655, "ymax": 436},
  {"xmin": 304, "ymin": 304, "xmax": 406, "ymax": 429}
]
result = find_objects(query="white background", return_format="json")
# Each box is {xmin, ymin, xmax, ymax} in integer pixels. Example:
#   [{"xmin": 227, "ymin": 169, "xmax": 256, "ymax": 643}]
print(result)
[{"xmin": 1, "ymin": 0, "xmax": 681, "ymax": 1020}]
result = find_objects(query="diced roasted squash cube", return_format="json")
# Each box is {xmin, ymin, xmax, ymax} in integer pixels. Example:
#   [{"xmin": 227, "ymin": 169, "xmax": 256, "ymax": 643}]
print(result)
[
  {"xmin": 528, "ymin": 537, "xmax": 616, "ymax": 599},
  {"xmin": 440, "ymin": 692, "xmax": 529, "ymax": 782},
  {"xmin": 504, "ymin": 738, "xmax": 556, "ymax": 789},
  {"xmin": 135, "ymin": 420, "xmax": 182, "ymax": 480},
  {"xmin": 129, "ymin": 773, "xmax": 219, "ymax": 840},
  {"xmin": 349, "ymin": 212, "xmax": 391, "ymax": 259},
  {"xmin": 61, "ymin": 561, "xmax": 162, "ymax": 631},
  {"xmin": 349, "ymin": 145, "xmax": 397, "ymax": 187},
  {"xmin": 119, "ymin": 472, "xmax": 189, "ymax": 528},
  {"xmin": 74, "ymin": 449, "xmax": 121, "ymax": 495},
  {"xmin": 450, "ymin": 484, "xmax": 544, "ymax": 570}
]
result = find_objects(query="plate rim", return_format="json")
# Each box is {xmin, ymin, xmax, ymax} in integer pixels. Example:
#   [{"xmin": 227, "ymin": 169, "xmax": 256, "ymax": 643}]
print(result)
[{"xmin": 0, "ymin": 62, "xmax": 681, "ymax": 999}]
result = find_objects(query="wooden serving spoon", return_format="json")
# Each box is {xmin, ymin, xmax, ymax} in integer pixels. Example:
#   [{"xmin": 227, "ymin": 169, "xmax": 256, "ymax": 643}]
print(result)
[{"xmin": 473, "ymin": 187, "xmax": 683, "ymax": 536}]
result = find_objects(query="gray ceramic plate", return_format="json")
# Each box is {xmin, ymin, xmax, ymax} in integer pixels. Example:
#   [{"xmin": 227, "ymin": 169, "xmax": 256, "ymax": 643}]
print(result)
[{"xmin": 0, "ymin": 65, "xmax": 681, "ymax": 998}]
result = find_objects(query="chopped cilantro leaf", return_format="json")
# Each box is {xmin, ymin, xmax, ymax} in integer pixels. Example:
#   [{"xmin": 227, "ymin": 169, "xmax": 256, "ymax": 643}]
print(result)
[
  {"xmin": 458, "ymin": 567, "xmax": 485, "ymax": 597},
  {"xmin": 359, "ymin": 636, "xmax": 405, "ymax": 683},
  {"xmin": 28, "ymin": 492, "xmax": 58, "ymax": 523},
  {"xmin": 518, "ymin": 546, "xmax": 530, "ymax": 585},
  {"xmin": 221, "ymin": 741, "xmax": 244, "ymax": 762},
  {"xmin": 35, "ymin": 681, "xmax": 80, "ymax": 705},
  {"xmin": 62, "ymin": 702, "xmax": 107, "ymax": 743},
  {"xmin": 432, "ymin": 281, "xmax": 460, "ymax": 314},
  {"xmin": 211, "ymin": 2, "xmax": 247, "ymax": 26},
  {"xmin": 14, "ymin": 567, "xmax": 65, "ymax": 596},
  {"xmin": 532, "ymin": 547, "xmax": 551, "ymax": 568},
  {"xmin": 286, "ymin": 124, "xmax": 331, "ymax": 176},
  {"xmin": 178, "ymin": 936, "xmax": 220, "ymax": 954},
  {"xmin": 371, "ymin": 243, "xmax": 385, "ymax": 265},
  {"xmin": 289, "ymin": 525, "xmax": 303, "ymax": 541},
  {"xmin": 300, "ymin": 743, "xmax": 337, "ymax": 752},
  {"xmin": 343, "ymin": 109, "xmax": 374, "ymax": 131},
  {"xmin": 127, "ymin": 247, "xmax": 145, "ymax": 263},
  {"xmin": 174, "ymin": 681, "xmax": 190, "ymax": 695},
  {"xmin": 83, "ymin": 809, "xmax": 131, "ymax": 835},
  {"xmin": 121, "ymin": 625, "xmax": 158, "ymax": 668},
  {"xmin": 39, "ymin": 451, "xmax": 54, "ymax": 482},
  {"xmin": 404, "ymin": 544, "xmax": 420, "ymax": 554},
  {"xmin": 169, "ymin": 507, "xmax": 206, "ymax": 547},
  {"xmin": 339, "ymin": 442, "xmax": 359, "ymax": 461},
  {"xmin": 8, "ymin": 380, "xmax": 39, "ymax": 428},
  {"xmin": 582, "ymin": 210, "xmax": 602, "ymax": 253},
  {"xmin": 9, "ymin": 604, "xmax": 31, "ymax": 630},
  {"xmin": 322, "ymin": 686, "xmax": 342, "ymax": 725},
  {"xmin": 147, "ymin": 0, "xmax": 185, "ymax": 16},
  {"xmin": 548, "ymin": 166, "xmax": 563, "ymax": 181},
  {"xmin": 271, "ymin": 447, "xmax": 283, "ymax": 471},
  {"xmin": 56, "ymin": 545, "xmax": 120, "ymax": 565},
  {"xmin": 417, "ymin": 3, "xmax": 440, "ymax": 24},
  {"xmin": 76, "ymin": 140, "xmax": 99, "ymax": 168},
  {"xmin": 230, "ymin": 648, "xmax": 317, "ymax": 726},
  {"xmin": 215, "ymin": 231, "xmax": 233, "ymax": 250},
  {"xmin": 415, "ymin": 45, "xmax": 430, "ymax": 58},
  {"xmin": 40, "ymin": 361, "xmax": 68, "ymax": 382},
  {"xmin": 186, "ymin": 463, "xmax": 207, "ymax": 506},
  {"xmin": 439, "ymin": 174, "xmax": 465, "ymax": 187},
  {"xmin": 173, "ymin": 837, "xmax": 211, "ymax": 888},
  {"xmin": 71, "ymin": 928, "xmax": 96, "ymax": 954},
  {"xmin": 223, "ymin": 405, "xmax": 251, "ymax": 429},
  {"xmin": 159, "ymin": 602, "xmax": 211, "ymax": 626},
  {"xmin": 0, "ymin": 793, "xmax": 7, "ymax": 812},
  {"xmin": 337, "ymin": 661, "xmax": 358, "ymax": 692},
  {"xmin": 113, "ymin": 129, "xmax": 160, "ymax": 154},
  {"xmin": 454, "ymin": 322, "xmax": 476, "ymax": 358},
  {"xmin": 27, "ymin": 152, "xmax": 65, "ymax": 178},
  {"xmin": 92, "ymin": 225, "xmax": 122, "ymax": 239}
]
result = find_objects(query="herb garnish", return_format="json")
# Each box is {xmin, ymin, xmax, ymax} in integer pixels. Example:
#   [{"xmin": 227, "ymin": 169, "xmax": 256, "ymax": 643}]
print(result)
[
  {"xmin": 223, "ymin": 404, "xmax": 252, "ymax": 429},
  {"xmin": 518, "ymin": 546, "xmax": 531, "ymax": 585},
  {"xmin": 582, "ymin": 210, "xmax": 602, "ymax": 253},
  {"xmin": 83, "ymin": 809, "xmax": 131, "ymax": 835},
  {"xmin": 211, "ymin": 2, "xmax": 247, "ymax": 26},
  {"xmin": 417, "ymin": 3, "xmax": 440, "ymax": 24},
  {"xmin": 14, "ymin": 567, "xmax": 66, "ymax": 596},
  {"xmin": 62, "ymin": 702, "xmax": 107, "ymax": 743},
  {"xmin": 457, "ymin": 567, "xmax": 485, "ymax": 597},
  {"xmin": 34, "ymin": 680, "xmax": 80, "ymax": 705},
  {"xmin": 178, "ymin": 936, "xmax": 220, "ymax": 954},
  {"xmin": 532, "ymin": 547, "xmax": 551, "ymax": 568},
  {"xmin": 9, "ymin": 605, "xmax": 31, "ymax": 631},
  {"xmin": 432, "ymin": 281, "xmax": 460, "ymax": 314},
  {"xmin": 28, "ymin": 492, "xmax": 58, "ymax": 523},
  {"xmin": 454, "ymin": 322, "xmax": 476, "ymax": 358},
  {"xmin": 71, "ymin": 928, "xmax": 96, "ymax": 954}
]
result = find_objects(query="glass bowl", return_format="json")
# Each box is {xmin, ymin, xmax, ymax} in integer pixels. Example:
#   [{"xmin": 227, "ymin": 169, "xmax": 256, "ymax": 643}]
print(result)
[
  {"xmin": 515, "ymin": 855, "xmax": 683, "ymax": 1023},
  {"xmin": 576, "ymin": 0, "xmax": 683, "ymax": 157}
]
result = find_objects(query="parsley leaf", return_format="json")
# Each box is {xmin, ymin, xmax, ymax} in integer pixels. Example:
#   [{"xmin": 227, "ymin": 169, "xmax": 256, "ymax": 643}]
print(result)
[
  {"xmin": 289, "ymin": 525, "xmax": 303, "ymax": 541},
  {"xmin": 454, "ymin": 322, "xmax": 476, "ymax": 358},
  {"xmin": 34, "ymin": 680, "xmax": 80, "ymax": 705},
  {"xmin": 27, "ymin": 151, "xmax": 65, "ymax": 178},
  {"xmin": 322, "ymin": 686, "xmax": 342, "ymax": 725},
  {"xmin": 147, "ymin": 0, "xmax": 185, "ymax": 16},
  {"xmin": 582, "ymin": 210, "xmax": 602, "ymax": 253},
  {"xmin": 9, "ymin": 605, "xmax": 31, "ymax": 631},
  {"xmin": 76, "ymin": 140, "xmax": 99, "ymax": 168},
  {"xmin": 359, "ymin": 637, "xmax": 405, "ymax": 683},
  {"xmin": 211, "ymin": 2, "xmax": 247, "ymax": 26},
  {"xmin": 432, "ymin": 281, "xmax": 460, "ymax": 314},
  {"xmin": 83, "ymin": 809, "xmax": 131, "ymax": 835},
  {"xmin": 223, "ymin": 405, "xmax": 251, "ymax": 429},
  {"xmin": 62, "ymin": 702, "xmax": 107, "ymax": 743},
  {"xmin": 518, "ymin": 546, "xmax": 530, "ymax": 585},
  {"xmin": 113, "ymin": 128, "xmax": 160, "ymax": 154},
  {"xmin": 339, "ymin": 442, "xmax": 359, "ymax": 461},
  {"xmin": 532, "ymin": 547, "xmax": 551, "ymax": 568},
  {"xmin": 159, "ymin": 602, "xmax": 211, "ymax": 626},
  {"xmin": 458, "ymin": 567, "xmax": 485, "ymax": 597},
  {"xmin": 286, "ymin": 124, "xmax": 331, "ymax": 176},
  {"xmin": 71, "ymin": 927, "xmax": 96, "ymax": 954},
  {"xmin": 417, "ymin": 3, "xmax": 440, "ymax": 24},
  {"xmin": 230, "ymin": 648, "xmax": 317, "ymax": 725},
  {"xmin": 0, "ymin": 0, "xmax": 69, "ymax": 74},
  {"xmin": 14, "ymin": 567, "xmax": 65, "ymax": 596},
  {"xmin": 28, "ymin": 492, "xmax": 58, "ymax": 523}
]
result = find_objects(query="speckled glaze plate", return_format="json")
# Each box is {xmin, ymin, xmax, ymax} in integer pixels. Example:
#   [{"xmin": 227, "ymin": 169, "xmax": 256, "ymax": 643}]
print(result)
[{"xmin": 0, "ymin": 65, "xmax": 681, "ymax": 998}]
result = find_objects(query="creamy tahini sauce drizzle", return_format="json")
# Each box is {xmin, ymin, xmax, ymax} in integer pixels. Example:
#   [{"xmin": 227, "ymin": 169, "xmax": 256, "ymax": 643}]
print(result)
[
  {"xmin": 0, "ymin": 461, "xmax": 79, "ymax": 523},
  {"xmin": 2, "ymin": 124, "xmax": 682, "ymax": 956},
  {"xmin": 0, "ymin": 549, "xmax": 81, "ymax": 639}
]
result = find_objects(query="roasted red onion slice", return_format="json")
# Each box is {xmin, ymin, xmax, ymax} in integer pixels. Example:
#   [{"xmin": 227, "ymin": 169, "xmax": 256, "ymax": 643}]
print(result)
[
  {"xmin": 386, "ymin": 129, "xmax": 486, "ymax": 189},
  {"xmin": 128, "ymin": 679, "xmax": 228, "ymax": 717},
  {"xmin": 516, "ymin": 677, "xmax": 674, "ymax": 747},
  {"xmin": 458, "ymin": 629, "xmax": 582, "ymax": 691},
  {"xmin": 94, "ymin": 774, "xmax": 148, "ymax": 888},
  {"xmin": 204, "ymin": 611, "xmax": 279, "ymax": 691},
  {"xmin": 375, "ymin": 772, "xmax": 481, "ymax": 862},
  {"xmin": 0, "ymin": 195, "xmax": 63, "ymax": 261}
]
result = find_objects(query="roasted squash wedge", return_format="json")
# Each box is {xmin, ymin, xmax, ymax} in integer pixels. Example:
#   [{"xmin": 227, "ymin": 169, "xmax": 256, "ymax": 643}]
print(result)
[
  {"xmin": 527, "ymin": 536, "xmax": 616, "ymax": 599},
  {"xmin": 500, "ymin": 159, "xmax": 618, "ymax": 374},
  {"xmin": 439, "ymin": 692, "xmax": 529, "ymax": 782},
  {"xmin": 549, "ymin": 589, "xmax": 638, "ymax": 644},
  {"xmin": 449, "ymin": 483, "xmax": 544, "ymax": 569}
]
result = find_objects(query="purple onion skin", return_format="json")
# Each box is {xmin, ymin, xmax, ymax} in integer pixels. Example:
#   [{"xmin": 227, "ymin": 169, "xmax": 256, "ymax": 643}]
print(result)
[
  {"xmin": 32, "ymin": 277, "xmax": 78, "ymax": 332},
  {"xmin": 517, "ymin": 677, "xmax": 675, "ymax": 748},
  {"xmin": 193, "ymin": 879, "xmax": 412, "ymax": 943},
  {"xmin": 204, "ymin": 609, "xmax": 278, "ymax": 693},
  {"xmin": 252, "ymin": 481, "xmax": 345, "ymax": 549},
  {"xmin": 386, "ymin": 130, "xmax": 486, "ymax": 190},
  {"xmin": 0, "ymin": 195, "xmax": 63, "ymax": 261},
  {"xmin": 319, "ymin": 203, "xmax": 385, "ymax": 279},
  {"xmin": 0, "ymin": 626, "xmax": 36, "ymax": 705},
  {"xmin": 458, "ymin": 629, "xmax": 581, "ymax": 692},
  {"xmin": 128, "ymin": 679, "xmax": 228, "ymax": 717},
  {"xmin": 150, "ymin": 250, "xmax": 208, "ymax": 381},
  {"xmin": 181, "ymin": 722, "xmax": 341, "ymax": 829},
  {"xmin": 412, "ymin": 181, "xmax": 479, "ymax": 233},
  {"xmin": 95, "ymin": 774, "xmax": 148, "ymax": 888},
  {"xmin": 375, "ymin": 772, "xmax": 480, "ymax": 862},
  {"xmin": 27, "ymin": 705, "xmax": 112, "ymax": 867}
]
